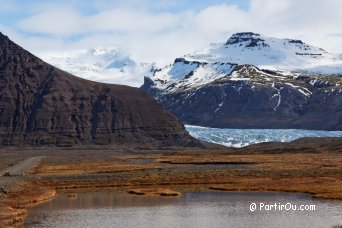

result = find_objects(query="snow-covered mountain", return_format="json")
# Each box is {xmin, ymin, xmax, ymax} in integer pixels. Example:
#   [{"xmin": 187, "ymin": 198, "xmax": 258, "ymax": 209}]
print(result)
[
  {"xmin": 40, "ymin": 33, "xmax": 342, "ymax": 89},
  {"xmin": 148, "ymin": 32, "xmax": 342, "ymax": 92},
  {"xmin": 142, "ymin": 32, "xmax": 342, "ymax": 130},
  {"xmin": 187, "ymin": 32, "xmax": 342, "ymax": 73},
  {"xmin": 40, "ymin": 47, "xmax": 151, "ymax": 87},
  {"xmin": 36, "ymin": 32, "xmax": 341, "ymax": 130}
]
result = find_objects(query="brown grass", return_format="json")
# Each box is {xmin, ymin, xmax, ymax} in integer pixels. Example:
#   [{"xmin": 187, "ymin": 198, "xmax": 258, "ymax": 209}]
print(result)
[
  {"xmin": 0, "ymin": 206, "xmax": 27, "ymax": 227},
  {"xmin": 0, "ymin": 182, "xmax": 56, "ymax": 227},
  {"xmin": 35, "ymin": 162, "xmax": 162, "ymax": 175},
  {"xmin": 33, "ymin": 151, "xmax": 342, "ymax": 199},
  {"xmin": 155, "ymin": 152, "xmax": 342, "ymax": 199}
]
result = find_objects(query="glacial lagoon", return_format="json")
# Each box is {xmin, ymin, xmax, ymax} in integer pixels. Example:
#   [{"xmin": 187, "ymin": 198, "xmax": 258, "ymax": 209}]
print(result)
[{"xmin": 25, "ymin": 191, "xmax": 342, "ymax": 228}]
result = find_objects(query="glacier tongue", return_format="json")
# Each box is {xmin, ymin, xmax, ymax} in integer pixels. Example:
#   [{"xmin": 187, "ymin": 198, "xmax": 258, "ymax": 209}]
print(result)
[{"xmin": 186, "ymin": 125, "xmax": 342, "ymax": 148}]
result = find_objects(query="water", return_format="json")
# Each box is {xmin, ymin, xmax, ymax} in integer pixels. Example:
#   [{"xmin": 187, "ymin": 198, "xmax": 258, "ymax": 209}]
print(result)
[
  {"xmin": 25, "ymin": 191, "xmax": 342, "ymax": 228},
  {"xmin": 186, "ymin": 125, "xmax": 342, "ymax": 148}
]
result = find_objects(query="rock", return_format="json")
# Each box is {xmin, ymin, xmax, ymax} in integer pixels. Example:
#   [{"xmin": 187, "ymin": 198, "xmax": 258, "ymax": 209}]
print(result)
[
  {"xmin": 0, "ymin": 32, "xmax": 199, "ymax": 147},
  {"xmin": 3, "ymin": 172, "xmax": 10, "ymax": 177},
  {"xmin": 66, "ymin": 193, "xmax": 77, "ymax": 198},
  {"xmin": 127, "ymin": 188, "xmax": 181, "ymax": 197},
  {"xmin": 127, "ymin": 189, "xmax": 146, "ymax": 195},
  {"xmin": 142, "ymin": 65, "xmax": 342, "ymax": 130},
  {"xmin": 0, "ymin": 187, "xmax": 8, "ymax": 194},
  {"xmin": 226, "ymin": 32, "xmax": 269, "ymax": 48}
]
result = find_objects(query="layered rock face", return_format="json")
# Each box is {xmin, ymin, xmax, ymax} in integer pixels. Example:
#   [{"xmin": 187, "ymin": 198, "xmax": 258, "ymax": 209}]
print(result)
[{"xmin": 0, "ymin": 32, "xmax": 195, "ymax": 147}]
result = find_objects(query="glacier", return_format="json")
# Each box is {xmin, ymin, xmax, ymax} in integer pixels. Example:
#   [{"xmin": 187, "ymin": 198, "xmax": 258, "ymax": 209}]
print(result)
[
  {"xmin": 185, "ymin": 125, "xmax": 342, "ymax": 148},
  {"xmin": 39, "ymin": 47, "xmax": 151, "ymax": 87}
]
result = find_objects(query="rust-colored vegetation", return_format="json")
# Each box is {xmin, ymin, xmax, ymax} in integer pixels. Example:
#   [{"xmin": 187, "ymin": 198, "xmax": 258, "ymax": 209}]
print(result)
[
  {"xmin": 0, "ymin": 183, "xmax": 56, "ymax": 227},
  {"xmin": 35, "ymin": 162, "xmax": 162, "ymax": 175}
]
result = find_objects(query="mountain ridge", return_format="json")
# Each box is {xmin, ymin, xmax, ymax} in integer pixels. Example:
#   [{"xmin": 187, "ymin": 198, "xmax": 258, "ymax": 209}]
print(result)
[
  {"xmin": 40, "ymin": 32, "xmax": 342, "ymax": 88},
  {"xmin": 141, "ymin": 32, "xmax": 342, "ymax": 130},
  {"xmin": 185, "ymin": 32, "xmax": 342, "ymax": 74},
  {"xmin": 0, "ymin": 31, "xmax": 197, "ymax": 147}
]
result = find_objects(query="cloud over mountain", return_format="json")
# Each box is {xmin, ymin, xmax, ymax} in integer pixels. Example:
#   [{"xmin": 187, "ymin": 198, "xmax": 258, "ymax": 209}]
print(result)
[{"xmin": 0, "ymin": 0, "xmax": 341, "ymax": 62}]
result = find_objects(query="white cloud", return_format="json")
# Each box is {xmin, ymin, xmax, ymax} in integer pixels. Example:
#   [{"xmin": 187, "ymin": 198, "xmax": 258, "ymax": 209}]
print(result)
[
  {"xmin": 190, "ymin": 5, "xmax": 248, "ymax": 34},
  {"xmin": 8, "ymin": 0, "xmax": 342, "ymax": 62},
  {"xmin": 18, "ymin": 8, "xmax": 180, "ymax": 36},
  {"xmin": 18, "ymin": 8, "xmax": 84, "ymax": 36},
  {"xmin": 87, "ymin": 9, "xmax": 179, "ymax": 33}
]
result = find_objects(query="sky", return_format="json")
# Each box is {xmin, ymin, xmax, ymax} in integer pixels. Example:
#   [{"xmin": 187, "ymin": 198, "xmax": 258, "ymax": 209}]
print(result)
[{"xmin": 0, "ymin": 0, "xmax": 342, "ymax": 62}]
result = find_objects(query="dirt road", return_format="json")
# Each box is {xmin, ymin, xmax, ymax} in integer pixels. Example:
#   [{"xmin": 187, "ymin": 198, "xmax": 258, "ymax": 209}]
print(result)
[
  {"xmin": 0, "ymin": 156, "xmax": 45, "ymax": 201},
  {"xmin": 0, "ymin": 156, "xmax": 45, "ymax": 176}
]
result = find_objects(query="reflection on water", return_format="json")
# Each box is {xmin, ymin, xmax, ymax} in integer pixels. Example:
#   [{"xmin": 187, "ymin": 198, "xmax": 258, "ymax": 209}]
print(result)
[{"xmin": 25, "ymin": 191, "xmax": 342, "ymax": 228}]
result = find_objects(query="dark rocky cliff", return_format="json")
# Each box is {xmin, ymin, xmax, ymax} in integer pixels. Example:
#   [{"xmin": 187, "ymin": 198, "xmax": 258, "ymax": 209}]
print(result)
[
  {"xmin": 0, "ymin": 32, "xmax": 196, "ymax": 147},
  {"xmin": 142, "ymin": 65, "xmax": 342, "ymax": 130}
]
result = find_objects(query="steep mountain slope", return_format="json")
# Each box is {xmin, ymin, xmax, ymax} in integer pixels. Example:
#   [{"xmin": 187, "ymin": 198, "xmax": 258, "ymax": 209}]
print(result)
[
  {"xmin": 142, "ymin": 33, "xmax": 342, "ymax": 130},
  {"xmin": 0, "ymin": 32, "xmax": 196, "ymax": 147},
  {"xmin": 41, "ymin": 48, "xmax": 151, "ymax": 87}
]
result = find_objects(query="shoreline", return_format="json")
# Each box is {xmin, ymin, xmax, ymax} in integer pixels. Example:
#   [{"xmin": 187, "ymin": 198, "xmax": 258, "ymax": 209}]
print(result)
[
  {"xmin": 0, "ymin": 181, "xmax": 56, "ymax": 227},
  {"xmin": 1, "ymin": 169, "xmax": 341, "ymax": 226},
  {"xmin": 0, "ymin": 137, "xmax": 341, "ymax": 226},
  {"xmin": 13, "ymin": 181, "xmax": 342, "ymax": 226}
]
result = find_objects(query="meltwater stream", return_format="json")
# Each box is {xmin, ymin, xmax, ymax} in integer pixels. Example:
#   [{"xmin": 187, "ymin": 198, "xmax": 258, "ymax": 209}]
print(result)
[{"xmin": 185, "ymin": 125, "xmax": 342, "ymax": 147}]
